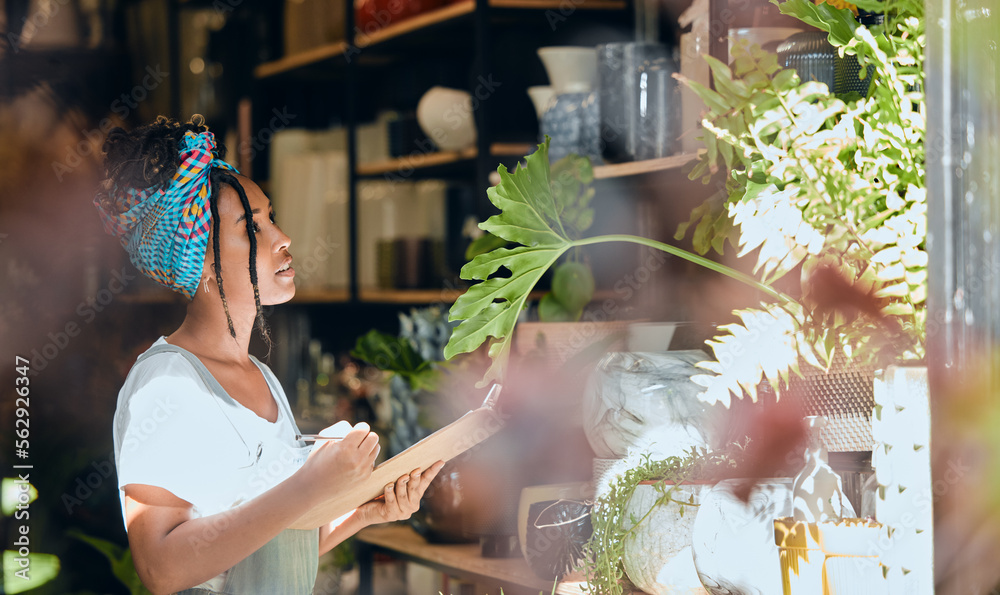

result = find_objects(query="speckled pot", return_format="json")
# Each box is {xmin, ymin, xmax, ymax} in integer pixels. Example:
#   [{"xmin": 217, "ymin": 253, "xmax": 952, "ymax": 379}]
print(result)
[{"xmin": 622, "ymin": 482, "xmax": 709, "ymax": 595}]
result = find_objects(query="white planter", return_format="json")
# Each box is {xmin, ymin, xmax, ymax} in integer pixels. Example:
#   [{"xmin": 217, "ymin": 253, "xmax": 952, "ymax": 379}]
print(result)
[{"xmin": 622, "ymin": 482, "xmax": 709, "ymax": 595}]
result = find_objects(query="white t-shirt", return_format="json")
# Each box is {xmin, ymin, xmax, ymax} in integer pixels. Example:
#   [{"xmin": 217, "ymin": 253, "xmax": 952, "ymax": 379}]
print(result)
[{"xmin": 113, "ymin": 337, "xmax": 312, "ymax": 524}]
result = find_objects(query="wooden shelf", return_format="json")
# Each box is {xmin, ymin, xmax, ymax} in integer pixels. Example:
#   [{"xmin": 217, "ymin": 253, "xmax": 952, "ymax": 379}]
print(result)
[
  {"xmin": 357, "ymin": 1, "xmax": 477, "ymax": 48},
  {"xmin": 254, "ymin": 40, "xmax": 351, "ymax": 79},
  {"xmin": 356, "ymin": 524, "xmax": 591, "ymax": 595},
  {"xmin": 255, "ymin": 0, "xmax": 626, "ymax": 79},
  {"xmin": 359, "ymin": 288, "xmax": 468, "ymax": 304},
  {"xmin": 356, "ymin": 143, "xmax": 534, "ymax": 176},
  {"xmin": 592, "ymin": 153, "xmax": 700, "ymax": 180},
  {"xmin": 290, "ymin": 288, "xmax": 351, "ymax": 303}
]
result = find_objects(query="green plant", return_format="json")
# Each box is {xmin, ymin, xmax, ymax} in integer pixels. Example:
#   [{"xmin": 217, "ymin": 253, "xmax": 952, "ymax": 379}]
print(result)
[
  {"xmin": 674, "ymin": 0, "xmax": 926, "ymax": 403},
  {"xmin": 352, "ymin": 328, "xmax": 439, "ymax": 393},
  {"xmin": 581, "ymin": 448, "xmax": 741, "ymax": 595},
  {"xmin": 444, "ymin": 0, "xmax": 926, "ymax": 407},
  {"xmin": 442, "ymin": 138, "xmax": 783, "ymax": 389}
]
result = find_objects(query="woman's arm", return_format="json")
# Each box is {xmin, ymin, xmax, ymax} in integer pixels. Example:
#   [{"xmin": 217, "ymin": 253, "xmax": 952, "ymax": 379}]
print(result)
[
  {"xmin": 124, "ymin": 423, "xmax": 380, "ymax": 595},
  {"xmin": 317, "ymin": 461, "xmax": 445, "ymax": 556}
]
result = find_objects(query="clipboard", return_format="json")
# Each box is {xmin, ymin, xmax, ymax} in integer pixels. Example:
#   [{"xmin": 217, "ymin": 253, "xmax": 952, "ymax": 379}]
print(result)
[{"xmin": 290, "ymin": 384, "xmax": 504, "ymax": 530}]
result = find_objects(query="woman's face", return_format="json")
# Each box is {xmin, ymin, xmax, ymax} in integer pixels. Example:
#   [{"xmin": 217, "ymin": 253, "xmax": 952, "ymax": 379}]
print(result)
[{"xmin": 205, "ymin": 175, "xmax": 295, "ymax": 306}]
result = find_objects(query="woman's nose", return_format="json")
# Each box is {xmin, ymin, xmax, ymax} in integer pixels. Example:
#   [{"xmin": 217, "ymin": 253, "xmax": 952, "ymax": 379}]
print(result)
[{"xmin": 274, "ymin": 225, "xmax": 291, "ymax": 252}]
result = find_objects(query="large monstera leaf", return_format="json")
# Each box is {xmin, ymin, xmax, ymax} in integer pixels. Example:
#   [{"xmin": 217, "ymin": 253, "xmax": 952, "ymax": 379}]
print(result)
[{"xmin": 444, "ymin": 140, "xmax": 584, "ymax": 387}]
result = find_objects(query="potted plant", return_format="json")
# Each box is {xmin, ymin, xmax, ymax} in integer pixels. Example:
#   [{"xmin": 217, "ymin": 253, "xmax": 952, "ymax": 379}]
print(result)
[{"xmin": 582, "ymin": 448, "xmax": 742, "ymax": 595}]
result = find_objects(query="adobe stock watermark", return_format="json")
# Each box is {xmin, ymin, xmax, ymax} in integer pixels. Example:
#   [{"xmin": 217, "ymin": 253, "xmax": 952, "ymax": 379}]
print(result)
[
  {"xmin": 52, "ymin": 65, "xmax": 169, "ymax": 182},
  {"xmin": 27, "ymin": 267, "xmax": 136, "ymax": 375}
]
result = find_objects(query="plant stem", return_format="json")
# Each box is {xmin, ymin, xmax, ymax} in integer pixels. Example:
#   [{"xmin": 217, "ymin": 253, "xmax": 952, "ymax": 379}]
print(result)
[{"xmin": 572, "ymin": 234, "xmax": 793, "ymax": 303}]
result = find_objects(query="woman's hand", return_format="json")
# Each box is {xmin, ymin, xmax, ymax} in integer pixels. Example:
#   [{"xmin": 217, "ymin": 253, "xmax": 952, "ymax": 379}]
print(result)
[
  {"xmin": 359, "ymin": 461, "xmax": 445, "ymax": 525},
  {"xmin": 299, "ymin": 422, "xmax": 381, "ymax": 503}
]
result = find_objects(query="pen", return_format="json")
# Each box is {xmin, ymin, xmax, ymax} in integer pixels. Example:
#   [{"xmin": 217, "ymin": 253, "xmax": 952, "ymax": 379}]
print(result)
[{"xmin": 296, "ymin": 434, "xmax": 345, "ymax": 442}]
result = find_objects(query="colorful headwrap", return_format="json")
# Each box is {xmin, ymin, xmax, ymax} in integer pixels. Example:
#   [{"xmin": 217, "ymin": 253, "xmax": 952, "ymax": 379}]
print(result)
[{"xmin": 94, "ymin": 130, "xmax": 239, "ymax": 299}]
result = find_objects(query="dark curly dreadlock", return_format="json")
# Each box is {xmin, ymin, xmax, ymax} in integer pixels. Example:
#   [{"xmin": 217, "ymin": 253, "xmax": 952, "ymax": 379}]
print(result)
[{"xmin": 100, "ymin": 115, "xmax": 271, "ymax": 353}]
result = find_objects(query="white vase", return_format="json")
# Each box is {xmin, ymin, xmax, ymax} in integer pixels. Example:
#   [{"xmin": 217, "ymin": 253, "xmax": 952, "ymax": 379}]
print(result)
[
  {"xmin": 691, "ymin": 479, "xmax": 794, "ymax": 595},
  {"xmin": 622, "ymin": 482, "xmax": 709, "ymax": 595},
  {"xmin": 416, "ymin": 86, "xmax": 477, "ymax": 151},
  {"xmin": 537, "ymin": 46, "xmax": 598, "ymax": 94}
]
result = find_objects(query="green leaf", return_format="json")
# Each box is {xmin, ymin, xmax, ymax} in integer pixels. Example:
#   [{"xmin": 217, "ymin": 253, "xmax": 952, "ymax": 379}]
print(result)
[
  {"xmin": 465, "ymin": 232, "xmax": 509, "ymax": 261},
  {"xmin": 682, "ymin": 77, "xmax": 732, "ymax": 115},
  {"xmin": 351, "ymin": 330, "xmax": 436, "ymax": 391},
  {"xmin": 773, "ymin": 0, "xmax": 859, "ymax": 47},
  {"xmin": 704, "ymin": 55, "xmax": 751, "ymax": 104}
]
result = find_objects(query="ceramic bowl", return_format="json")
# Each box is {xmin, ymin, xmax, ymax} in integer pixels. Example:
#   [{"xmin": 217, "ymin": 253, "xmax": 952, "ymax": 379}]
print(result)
[
  {"xmin": 537, "ymin": 46, "xmax": 598, "ymax": 94},
  {"xmin": 416, "ymin": 86, "xmax": 477, "ymax": 151}
]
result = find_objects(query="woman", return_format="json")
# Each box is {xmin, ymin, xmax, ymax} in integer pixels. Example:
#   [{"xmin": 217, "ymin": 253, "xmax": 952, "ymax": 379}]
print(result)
[{"xmin": 96, "ymin": 116, "xmax": 444, "ymax": 594}]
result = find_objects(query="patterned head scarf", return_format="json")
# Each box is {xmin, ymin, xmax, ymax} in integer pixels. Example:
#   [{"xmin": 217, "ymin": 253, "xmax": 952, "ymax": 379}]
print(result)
[{"xmin": 94, "ymin": 130, "xmax": 239, "ymax": 299}]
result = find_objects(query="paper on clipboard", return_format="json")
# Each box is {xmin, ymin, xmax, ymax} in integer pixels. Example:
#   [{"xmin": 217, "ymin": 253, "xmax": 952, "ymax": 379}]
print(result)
[{"xmin": 290, "ymin": 384, "xmax": 504, "ymax": 530}]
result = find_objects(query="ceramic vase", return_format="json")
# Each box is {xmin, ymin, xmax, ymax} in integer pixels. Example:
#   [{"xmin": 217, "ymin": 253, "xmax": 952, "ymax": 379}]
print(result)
[
  {"xmin": 537, "ymin": 46, "xmax": 601, "ymax": 162},
  {"xmin": 691, "ymin": 478, "xmax": 794, "ymax": 595},
  {"xmin": 622, "ymin": 482, "xmax": 709, "ymax": 595},
  {"xmin": 416, "ymin": 86, "xmax": 476, "ymax": 151},
  {"xmin": 540, "ymin": 91, "xmax": 601, "ymax": 163}
]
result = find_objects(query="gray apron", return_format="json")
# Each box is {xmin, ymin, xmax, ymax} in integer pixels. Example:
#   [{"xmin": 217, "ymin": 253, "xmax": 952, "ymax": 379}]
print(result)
[{"xmin": 132, "ymin": 342, "xmax": 319, "ymax": 594}]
